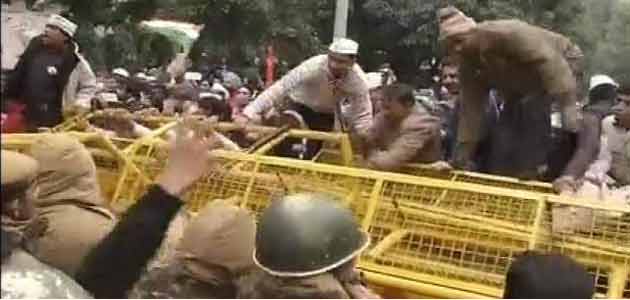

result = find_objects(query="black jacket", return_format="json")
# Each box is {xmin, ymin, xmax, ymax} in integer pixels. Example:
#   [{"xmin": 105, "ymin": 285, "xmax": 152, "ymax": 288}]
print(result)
[
  {"xmin": 5, "ymin": 36, "xmax": 79, "ymax": 128},
  {"xmin": 75, "ymin": 185, "xmax": 183, "ymax": 298}
]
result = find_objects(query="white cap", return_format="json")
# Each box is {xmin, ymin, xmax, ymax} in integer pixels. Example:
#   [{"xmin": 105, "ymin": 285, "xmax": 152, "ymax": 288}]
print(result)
[
  {"xmin": 366, "ymin": 72, "xmax": 384, "ymax": 90},
  {"xmin": 135, "ymin": 73, "xmax": 148, "ymax": 80},
  {"xmin": 329, "ymin": 38, "xmax": 359, "ymax": 55},
  {"xmin": 589, "ymin": 74, "xmax": 619, "ymax": 91},
  {"xmin": 184, "ymin": 72, "xmax": 203, "ymax": 81},
  {"xmin": 199, "ymin": 92, "xmax": 223, "ymax": 101},
  {"xmin": 237, "ymin": 87, "xmax": 251, "ymax": 95},
  {"xmin": 112, "ymin": 68, "xmax": 130, "ymax": 78},
  {"xmin": 47, "ymin": 14, "xmax": 78, "ymax": 37}
]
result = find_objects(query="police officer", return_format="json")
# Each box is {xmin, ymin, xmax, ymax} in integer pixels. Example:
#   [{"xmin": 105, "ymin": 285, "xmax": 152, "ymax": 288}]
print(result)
[
  {"xmin": 129, "ymin": 200, "xmax": 257, "ymax": 298},
  {"xmin": 1, "ymin": 150, "xmax": 91, "ymax": 298},
  {"xmin": 28, "ymin": 134, "xmax": 117, "ymax": 278},
  {"xmin": 239, "ymin": 193, "xmax": 379, "ymax": 298}
]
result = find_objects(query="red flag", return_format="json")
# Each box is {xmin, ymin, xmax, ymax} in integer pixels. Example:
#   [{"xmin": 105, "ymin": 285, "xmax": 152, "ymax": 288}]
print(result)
[{"xmin": 265, "ymin": 45, "xmax": 278, "ymax": 88}]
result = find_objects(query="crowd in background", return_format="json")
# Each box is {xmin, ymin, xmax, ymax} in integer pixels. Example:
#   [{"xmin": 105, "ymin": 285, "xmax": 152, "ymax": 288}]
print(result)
[{"xmin": 1, "ymin": 6, "xmax": 629, "ymax": 299}]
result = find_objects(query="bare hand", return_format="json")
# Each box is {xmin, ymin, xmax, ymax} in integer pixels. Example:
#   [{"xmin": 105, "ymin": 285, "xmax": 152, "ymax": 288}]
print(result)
[
  {"xmin": 553, "ymin": 176, "xmax": 579, "ymax": 195},
  {"xmin": 156, "ymin": 121, "xmax": 219, "ymax": 197},
  {"xmin": 233, "ymin": 114, "xmax": 250, "ymax": 127},
  {"xmin": 423, "ymin": 161, "xmax": 453, "ymax": 172}
]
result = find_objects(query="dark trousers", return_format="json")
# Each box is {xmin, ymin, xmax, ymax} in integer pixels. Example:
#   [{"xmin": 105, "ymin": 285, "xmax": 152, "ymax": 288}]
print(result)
[
  {"xmin": 273, "ymin": 101, "xmax": 335, "ymax": 160},
  {"xmin": 479, "ymin": 92, "xmax": 553, "ymax": 180}
]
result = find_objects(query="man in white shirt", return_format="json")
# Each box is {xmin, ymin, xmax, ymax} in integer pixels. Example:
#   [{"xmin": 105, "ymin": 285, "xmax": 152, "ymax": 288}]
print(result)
[
  {"xmin": 554, "ymin": 84, "xmax": 630, "ymax": 233},
  {"xmin": 583, "ymin": 86, "xmax": 630, "ymax": 188},
  {"xmin": 235, "ymin": 38, "xmax": 372, "ymax": 138}
]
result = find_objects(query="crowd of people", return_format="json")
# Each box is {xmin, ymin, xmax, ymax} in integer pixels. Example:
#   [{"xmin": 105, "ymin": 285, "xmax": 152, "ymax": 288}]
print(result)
[{"xmin": 2, "ymin": 5, "xmax": 629, "ymax": 299}]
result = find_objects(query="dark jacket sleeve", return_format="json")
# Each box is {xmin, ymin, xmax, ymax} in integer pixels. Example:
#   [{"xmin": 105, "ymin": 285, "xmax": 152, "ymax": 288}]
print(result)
[
  {"xmin": 4, "ymin": 36, "xmax": 44, "ymax": 100},
  {"xmin": 5, "ymin": 50, "xmax": 28, "ymax": 101},
  {"xmin": 75, "ymin": 185, "xmax": 183, "ymax": 299}
]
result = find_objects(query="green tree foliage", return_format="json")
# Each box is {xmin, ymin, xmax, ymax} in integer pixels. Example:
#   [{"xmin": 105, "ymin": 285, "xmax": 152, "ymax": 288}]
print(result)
[
  {"xmin": 46, "ymin": 0, "xmax": 630, "ymax": 85},
  {"xmin": 589, "ymin": 0, "xmax": 630, "ymax": 86}
]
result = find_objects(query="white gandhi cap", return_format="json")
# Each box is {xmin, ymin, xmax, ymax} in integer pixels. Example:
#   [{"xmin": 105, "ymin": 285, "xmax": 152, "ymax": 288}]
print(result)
[
  {"xmin": 589, "ymin": 75, "xmax": 618, "ymax": 91},
  {"xmin": 184, "ymin": 72, "xmax": 203, "ymax": 81},
  {"xmin": 329, "ymin": 38, "xmax": 359, "ymax": 55},
  {"xmin": 47, "ymin": 14, "xmax": 78, "ymax": 37},
  {"xmin": 112, "ymin": 68, "xmax": 130, "ymax": 78}
]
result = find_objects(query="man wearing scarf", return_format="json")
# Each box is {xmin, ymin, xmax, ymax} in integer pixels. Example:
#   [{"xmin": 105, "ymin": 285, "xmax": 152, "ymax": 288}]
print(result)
[
  {"xmin": 130, "ymin": 200, "xmax": 257, "ymax": 298},
  {"xmin": 28, "ymin": 134, "xmax": 116, "ymax": 278},
  {"xmin": 1, "ymin": 150, "xmax": 91, "ymax": 298},
  {"xmin": 4, "ymin": 14, "xmax": 96, "ymax": 131}
]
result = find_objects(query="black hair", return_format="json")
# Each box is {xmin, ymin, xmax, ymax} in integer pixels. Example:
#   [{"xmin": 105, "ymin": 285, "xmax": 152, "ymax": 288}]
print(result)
[
  {"xmin": 503, "ymin": 251, "xmax": 594, "ymax": 299},
  {"xmin": 440, "ymin": 56, "xmax": 459, "ymax": 74},
  {"xmin": 382, "ymin": 83, "xmax": 416, "ymax": 107},
  {"xmin": 589, "ymin": 84, "xmax": 618, "ymax": 103}
]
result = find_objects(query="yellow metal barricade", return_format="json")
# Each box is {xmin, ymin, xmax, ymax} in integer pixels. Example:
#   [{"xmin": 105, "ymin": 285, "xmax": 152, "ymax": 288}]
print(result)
[
  {"xmin": 112, "ymin": 129, "xmax": 629, "ymax": 298},
  {"xmin": 109, "ymin": 121, "xmax": 294, "ymax": 210},
  {"xmin": 1, "ymin": 132, "xmax": 150, "ymax": 212},
  {"xmin": 19, "ymin": 122, "xmax": 625, "ymax": 298},
  {"xmin": 314, "ymin": 148, "xmax": 553, "ymax": 193},
  {"xmin": 624, "ymin": 273, "xmax": 630, "ymax": 298},
  {"xmin": 536, "ymin": 195, "xmax": 630, "ymax": 298}
]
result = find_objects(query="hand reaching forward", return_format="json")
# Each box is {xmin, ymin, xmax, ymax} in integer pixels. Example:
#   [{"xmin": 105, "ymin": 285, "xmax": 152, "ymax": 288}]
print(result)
[{"xmin": 156, "ymin": 121, "xmax": 219, "ymax": 197}]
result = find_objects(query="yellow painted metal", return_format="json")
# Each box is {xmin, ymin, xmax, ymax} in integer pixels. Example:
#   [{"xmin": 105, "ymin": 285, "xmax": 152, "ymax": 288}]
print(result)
[
  {"xmin": 360, "ymin": 270, "xmax": 493, "ymax": 299},
  {"xmin": 361, "ymin": 179, "xmax": 384, "ymax": 231},
  {"xmin": 1, "ymin": 132, "xmax": 147, "ymax": 207},
  {"xmin": 608, "ymin": 265, "xmax": 629, "ymax": 298},
  {"xmin": 9, "ymin": 121, "xmax": 629, "ymax": 299},
  {"xmin": 110, "ymin": 132, "xmax": 629, "ymax": 299}
]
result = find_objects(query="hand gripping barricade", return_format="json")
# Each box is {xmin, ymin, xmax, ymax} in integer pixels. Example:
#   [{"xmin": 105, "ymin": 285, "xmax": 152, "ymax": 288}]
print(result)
[{"xmin": 51, "ymin": 110, "xmax": 170, "ymax": 151}]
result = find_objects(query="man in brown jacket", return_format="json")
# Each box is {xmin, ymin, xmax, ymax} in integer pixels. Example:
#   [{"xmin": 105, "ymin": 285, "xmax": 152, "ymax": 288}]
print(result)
[
  {"xmin": 1, "ymin": 150, "xmax": 92, "ymax": 298},
  {"xmin": 438, "ymin": 7, "xmax": 584, "ymax": 169},
  {"xmin": 29, "ymin": 134, "xmax": 116, "ymax": 277},
  {"xmin": 362, "ymin": 83, "xmax": 442, "ymax": 172},
  {"xmin": 129, "ymin": 200, "xmax": 257, "ymax": 298}
]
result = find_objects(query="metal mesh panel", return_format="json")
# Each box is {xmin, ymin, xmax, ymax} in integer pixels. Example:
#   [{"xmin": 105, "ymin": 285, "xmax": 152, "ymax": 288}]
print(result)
[
  {"xmin": 33, "ymin": 124, "xmax": 622, "ymax": 299},
  {"xmin": 535, "ymin": 207, "xmax": 629, "ymax": 258},
  {"xmin": 1, "ymin": 133, "xmax": 140, "ymax": 208},
  {"xmin": 623, "ymin": 273, "xmax": 630, "ymax": 298},
  {"xmin": 588, "ymin": 265, "xmax": 611, "ymax": 298},
  {"xmin": 315, "ymin": 149, "xmax": 554, "ymax": 194},
  {"xmin": 533, "ymin": 197, "xmax": 630, "ymax": 298},
  {"xmin": 361, "ymin": 180, "xmax": 539, "ymax": 295}
]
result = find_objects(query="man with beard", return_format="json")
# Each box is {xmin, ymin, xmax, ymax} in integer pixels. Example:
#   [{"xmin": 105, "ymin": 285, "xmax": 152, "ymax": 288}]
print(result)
[
  {"xmin": 235, "ymin": 38, "xmax": 372, "ymax": 142},
  {"xmin": 4, "ymin": 14, "xmax": 96, "ymax": 131}
]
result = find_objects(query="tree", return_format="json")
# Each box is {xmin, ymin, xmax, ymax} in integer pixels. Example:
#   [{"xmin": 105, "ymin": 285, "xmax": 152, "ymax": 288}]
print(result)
[
  {"xmin": 590, "ymin": 0, "xmax": 630, "ymax": 85},
  {"xmin": 42, "ymin": 0, "xmax": 630, "ymax": 84}
]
